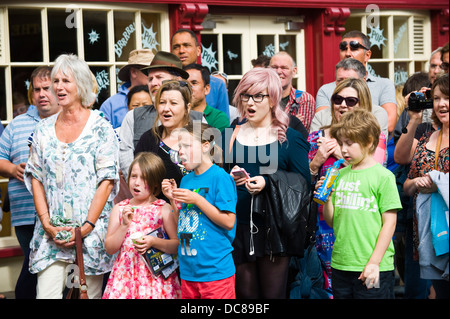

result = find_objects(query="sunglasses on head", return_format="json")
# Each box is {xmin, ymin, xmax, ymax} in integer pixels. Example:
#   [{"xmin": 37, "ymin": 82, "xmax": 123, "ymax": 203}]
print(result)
[
  {"xmin": 162, "ymin": 79, "xmax": 189, "ymax": 87},
  {"xmin": 211, "ymin": 71, "xmax": 228, "ymax": 81},
  {"xmin": 332, "ymin": 94, "xmax": 359, "ymax": 107},
  {"xmin": 339, "ymin": 40, "xmax": 370, "ymax": 51}
]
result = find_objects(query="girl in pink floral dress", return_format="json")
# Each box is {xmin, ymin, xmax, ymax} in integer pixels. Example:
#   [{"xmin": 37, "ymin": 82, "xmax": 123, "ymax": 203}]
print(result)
[{"xmin": 103, "ymin": 152, "xmax": 181, "ymax": 299}]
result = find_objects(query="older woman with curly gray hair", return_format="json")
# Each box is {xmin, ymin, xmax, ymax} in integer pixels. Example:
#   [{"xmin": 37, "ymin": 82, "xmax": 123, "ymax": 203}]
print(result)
[{"xmin": 25, "ymin": 54, "xmax": 120, "ymax": 299}]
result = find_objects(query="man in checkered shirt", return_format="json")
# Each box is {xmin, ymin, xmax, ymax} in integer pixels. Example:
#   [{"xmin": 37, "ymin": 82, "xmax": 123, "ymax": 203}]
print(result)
[{"xmin": 269, "ymin": 51, "xmax": 316, "ymax": 131}]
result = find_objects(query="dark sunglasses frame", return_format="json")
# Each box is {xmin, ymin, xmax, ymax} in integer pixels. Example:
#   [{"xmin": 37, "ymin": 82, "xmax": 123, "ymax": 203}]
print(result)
[
  {"xmin": 332, "ymin": 94, "xmax": 359, "ymax": 107},
  {"xmin": 339, "ymin": 40, "xmax": 370, "ymax": 51},
  {"xmin": 440, "ymin": 62, "xmax": 449, "ymax": 71}
]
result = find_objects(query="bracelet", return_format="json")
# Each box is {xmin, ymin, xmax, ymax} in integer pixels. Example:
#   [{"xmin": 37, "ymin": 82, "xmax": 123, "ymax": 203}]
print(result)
[
  {"xmin": 309, "ymin": 166, "xmax": 318, "ymax": 176},
  {"xmin": 83, "ymin": 220, "xmax": 95, "ymax": 229},
  {"xmin": 38, "ymin": 212, "xmax": 49, "ymax": 222}
]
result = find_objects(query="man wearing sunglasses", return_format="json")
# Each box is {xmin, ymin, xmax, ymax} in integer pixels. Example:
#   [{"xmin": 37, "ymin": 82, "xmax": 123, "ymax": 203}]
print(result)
[
  {"xmin": 311, "ymin": 58, "xmax": 389, "ymax": 140},
  {"xmin": 316, "ymin": 30, "xmax": 397, "ymax": 133}
]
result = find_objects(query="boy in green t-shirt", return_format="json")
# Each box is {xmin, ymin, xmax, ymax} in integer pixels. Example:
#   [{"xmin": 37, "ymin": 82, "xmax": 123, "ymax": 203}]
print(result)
[{"xmin": 317, "ymin": 109, "xmax": 402, "ymax": 299}]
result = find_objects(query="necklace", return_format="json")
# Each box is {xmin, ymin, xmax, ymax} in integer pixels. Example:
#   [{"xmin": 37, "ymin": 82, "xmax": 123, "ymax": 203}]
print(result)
[{"xmin": 248, "ymin": 120, "xmax": 272, "ymax": 143}]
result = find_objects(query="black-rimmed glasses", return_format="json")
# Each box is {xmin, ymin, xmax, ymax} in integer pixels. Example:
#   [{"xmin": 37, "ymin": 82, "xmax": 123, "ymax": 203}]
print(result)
[
  {"xmin": 240, "ymin": 93, "xmax": 269, "ymax": 103},
  {"xmin": 332, "ymin": 94, "xmax": 359, "ymax": 107},
  {"xmin": 339, "ymin": 40, "xmax": 370, "ymax": 51}
]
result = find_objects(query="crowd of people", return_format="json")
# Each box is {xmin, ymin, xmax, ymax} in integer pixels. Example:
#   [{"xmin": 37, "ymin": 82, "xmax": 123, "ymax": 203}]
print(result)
[{"xmin": 0, "ymin": 28, "xmax": 448, "ymax": 300}]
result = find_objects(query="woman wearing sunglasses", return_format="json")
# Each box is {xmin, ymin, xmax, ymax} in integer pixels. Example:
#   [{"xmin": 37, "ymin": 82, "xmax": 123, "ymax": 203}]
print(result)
[{"xmin": 307, "ymin": 77, "xmax": 376, "ymax": 298}]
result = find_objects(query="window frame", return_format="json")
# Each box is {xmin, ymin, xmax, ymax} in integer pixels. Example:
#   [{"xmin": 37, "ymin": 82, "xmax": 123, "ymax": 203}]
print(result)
[
  {"xmin": 0, "ymin": 2, "xmax": 169, "ymax": 124},
  {"xmin": 344, "ymin": 9, "xmax": 432, "ymax": 85}
]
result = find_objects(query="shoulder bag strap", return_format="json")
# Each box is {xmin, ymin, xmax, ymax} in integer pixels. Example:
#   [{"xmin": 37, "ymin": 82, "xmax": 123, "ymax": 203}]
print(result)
[
  {"xmin": 434, "ymin": 129, "xmax": 443, "ymax": 171},
  {"xmin": 75, "ymin": 227, "xmax": 89, "ymax": 299}
]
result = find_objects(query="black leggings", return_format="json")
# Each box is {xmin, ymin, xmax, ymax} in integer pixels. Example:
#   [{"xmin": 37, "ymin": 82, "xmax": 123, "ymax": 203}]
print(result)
[{"xmin": 235, "ymin": 255, "xmax": 290, "ymax": 299}]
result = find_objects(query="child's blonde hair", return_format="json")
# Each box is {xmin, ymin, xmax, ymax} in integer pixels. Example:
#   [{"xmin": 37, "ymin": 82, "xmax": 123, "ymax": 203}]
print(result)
[
  {"xmin": 183, "ymin": 121, "xmax": 223, "ymax": 166},
  {"xmin": 329, "ymin": 109, "xmax": 380, "ymax": 155},
  {"xmin": 128, "ymin": 152, "xmax": 166, "ymax": 196}
]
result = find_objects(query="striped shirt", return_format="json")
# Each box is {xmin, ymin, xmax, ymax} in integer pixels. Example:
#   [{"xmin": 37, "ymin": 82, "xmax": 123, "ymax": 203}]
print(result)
[
  {"xmin": 0, "ymin": 106, "xmax": 40, "ymax": 226},
  {"xmin": 283, "ymin": 87, "xmax": 316, "ymax": 131}
]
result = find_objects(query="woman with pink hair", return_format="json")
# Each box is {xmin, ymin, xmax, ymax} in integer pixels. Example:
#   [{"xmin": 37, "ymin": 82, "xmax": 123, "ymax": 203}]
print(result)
[{"xmin": 224, "ymin": 67, "xmax": 310, "ymax": 298}]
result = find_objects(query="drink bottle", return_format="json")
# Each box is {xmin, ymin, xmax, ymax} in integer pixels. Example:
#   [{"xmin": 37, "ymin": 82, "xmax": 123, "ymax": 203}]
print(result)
[{"xmin": 313, "ymin": 158, "xmax": 345, "ymax": 205}]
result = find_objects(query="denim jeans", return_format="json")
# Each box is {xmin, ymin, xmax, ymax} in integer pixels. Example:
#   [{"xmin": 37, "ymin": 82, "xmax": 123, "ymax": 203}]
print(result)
[{"xmin": 332, "ymin": 267, "xmax": 395, "ymax": 299}]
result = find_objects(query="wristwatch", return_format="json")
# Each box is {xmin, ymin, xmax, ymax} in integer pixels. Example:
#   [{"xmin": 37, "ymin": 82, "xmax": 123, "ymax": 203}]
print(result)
[{"xmin": 83, "ymin": 220, "xmax": 95, "ymax": 229}]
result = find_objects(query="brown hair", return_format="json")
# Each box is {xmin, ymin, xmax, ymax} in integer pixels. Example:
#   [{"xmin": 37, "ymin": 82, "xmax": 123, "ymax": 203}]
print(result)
[
  {"xmin": 28, "ymin": 66, "xmax": 53, "ymax": 104},
  {"xmin": 152, "ymin": 80, "xmax": 192, "ymax": 140},
  {"xmin": 328, "ymin": 77, "xmax": 372, "ymax": 127},
  {"xmin": 128, "ymin": 152, "xmax": 166, "ymax": 196},
  {"xmin": 330, "ymin": 108, "xmax": 380, "ymax": 155},
  {"xmin": 430, "ymin": 73, "xmax": 449, "ymax": 128}
]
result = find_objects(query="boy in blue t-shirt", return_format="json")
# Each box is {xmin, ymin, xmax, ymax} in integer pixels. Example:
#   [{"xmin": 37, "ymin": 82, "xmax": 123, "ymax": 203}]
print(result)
[{"xmin": 162, "ymin": 122, "xmax": 237, "ymax": 299}]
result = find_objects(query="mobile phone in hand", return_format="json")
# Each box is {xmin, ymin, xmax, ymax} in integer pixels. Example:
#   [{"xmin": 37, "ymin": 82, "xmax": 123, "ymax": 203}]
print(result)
[{"xmin": 232, "ymin": 168, "xmax": 250, "ymax": 179}]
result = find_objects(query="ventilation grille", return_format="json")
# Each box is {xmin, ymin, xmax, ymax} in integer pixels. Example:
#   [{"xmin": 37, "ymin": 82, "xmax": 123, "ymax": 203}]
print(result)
[{"xmin": 413, "ymin": 18, "xmax": 425, "ymax": 55}]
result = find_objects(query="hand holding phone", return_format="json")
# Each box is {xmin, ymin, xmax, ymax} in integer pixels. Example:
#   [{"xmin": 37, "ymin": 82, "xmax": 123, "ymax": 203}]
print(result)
[{"xmin": 231, "ymin": 168, "xmax": 250, "ymax": 179}]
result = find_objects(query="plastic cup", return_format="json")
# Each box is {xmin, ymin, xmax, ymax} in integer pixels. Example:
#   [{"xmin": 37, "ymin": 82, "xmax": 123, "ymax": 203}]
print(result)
[{"xmin": 130, "ymin": 231, "xmax": 144, "ymax": 244}]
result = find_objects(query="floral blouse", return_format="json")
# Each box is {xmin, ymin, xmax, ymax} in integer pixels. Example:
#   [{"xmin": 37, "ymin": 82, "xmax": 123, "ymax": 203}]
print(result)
[
  {"xmin": 25, "ymin": 110, "xmax": 120, "ymax": 275},
  {"xmin": 407, "ymin": 130, "xmax": 449, "ymax": 260},
  {"xmin": 408, "ymin": 130, "xmax": 449, "ymax": 180}
]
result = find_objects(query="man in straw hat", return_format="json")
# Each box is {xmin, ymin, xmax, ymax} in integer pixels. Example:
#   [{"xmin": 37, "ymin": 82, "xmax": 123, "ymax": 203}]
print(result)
[
  {"xmin": 118, "ymin": 51, "xmax": 202, "ymax": 181},
  {"xmin": 99, "ymin": 49, "xmax": 154, "ymax": 129}
]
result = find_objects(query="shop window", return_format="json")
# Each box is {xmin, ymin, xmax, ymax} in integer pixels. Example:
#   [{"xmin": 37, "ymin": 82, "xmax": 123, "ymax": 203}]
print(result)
[
  {"xmin": 0, "ymin": 4, "xmax": 166, "ymax": 125},
  {"xmin": 201, "ymin": 15, "xmax": 305, "ymax": 103},
  {"xmin": 223, "ymin": 34, "xmax": 242, "ymax": 75},
  {"xmin": 344, "ymin": 11, "xmax": 431, "ymax": 86},
  {"xmin": 11, "ymin": 67, "xmax": 34, "ymax": 118},
  {"xmin": 279, "ymin": 35, "xmax": 297, "ymax": 59},
  {"xmin": 8, "ymin": 9, "xmax": 43, "ymax": 62},
  {"xmin": 85, "ymin": 10, "xmax": 108, "ymax": 62},
  {"xmin": 48, "ymin": 9, "xmax": 78, "ymax": 61},
  {"xmin": 91, "ymin": 66, "xmax": 111, "ymax": 109},
  {"xmin": 201, "ymin": 34, "xmax": 219, "ymax": 72},
  {"xmin": 141, "ymin": 13, "xmax": 161, "ymax": 53},
  {"xmin": 257, "ymin": 35, "xmax": 275, "ymax": 57},
  {"xmin": 114, "ymin": 11, "xmax": 136, "ymax": 62}
]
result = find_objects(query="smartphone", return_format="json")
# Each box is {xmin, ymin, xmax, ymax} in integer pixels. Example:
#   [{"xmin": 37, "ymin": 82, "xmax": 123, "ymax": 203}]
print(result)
[{"xmin": 232, "ymin": 168, "xmax": 250, "ymax": 179}]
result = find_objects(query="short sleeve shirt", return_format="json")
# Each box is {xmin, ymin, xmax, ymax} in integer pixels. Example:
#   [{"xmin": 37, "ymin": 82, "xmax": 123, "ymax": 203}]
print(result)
[
  {"xmin": 331, "ymin": 163, "xmax": 402, "ymax": 272},
  {"xmin": 177, "ymin": 164, "xmax": 237, "ymax": 282}
]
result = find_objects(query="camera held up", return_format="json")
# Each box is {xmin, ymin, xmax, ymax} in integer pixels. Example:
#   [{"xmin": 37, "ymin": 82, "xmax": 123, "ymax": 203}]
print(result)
[{"xmin": 407, "ymin": 90, "xmax": 433, "ymax": 112}]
